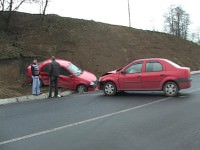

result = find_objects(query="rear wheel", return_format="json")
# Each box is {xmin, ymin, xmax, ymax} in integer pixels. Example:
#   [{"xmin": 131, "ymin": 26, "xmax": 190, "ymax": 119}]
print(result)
[
  {"xmin": 163, "ymin": 81, "xmax": 178, "ymax": 97},
  {"xmin": 77, "ymin": 85, "xmax": 88, "ymax": 93},
  {"xmin": 103, "ymin": 82, "xmax": 117, "ymax": 96}
]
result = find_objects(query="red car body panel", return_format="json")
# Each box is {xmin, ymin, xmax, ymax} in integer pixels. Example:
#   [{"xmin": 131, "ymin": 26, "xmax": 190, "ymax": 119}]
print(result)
[
  {"xmin": 99, "ymin": 58, "xmax": 191, "ymax": 92},
  {"xmin": 26, "ymin": 59, "xmax": 97, "ymax": 91}
]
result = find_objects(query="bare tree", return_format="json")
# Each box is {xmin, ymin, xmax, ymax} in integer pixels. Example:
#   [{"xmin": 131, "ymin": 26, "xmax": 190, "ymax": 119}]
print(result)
[
  {"xmin": 0, "ymin": 0, "xmax": 50, "ymax": 15},
  {"xmin": 0, "ymin": 0, "xmax": 27, "ymax": 12},
  {"xmin": 3, "ymin": 0, "xmax": 26, "ymax": 29},
  {"xmin": 164, "ymin": 5, "xmax": 190, "ymax": 39},
  {"xmin": 191, "ymin": 32, "xmax": 200, "ymax": 45},
  {"xmin": 0, "ymin": 0, "xmax": 38, "ymax": 30},
  {"xmin": 0, "ymin": 0, "xmax": 5, "ymax": 11},
  {"xmin": 42, "ymin": 0, "xmax": 48, "ymax": 15},
  {"xmin": 39, "ymin": 0, "xmax": 49, "ymax": 15}
]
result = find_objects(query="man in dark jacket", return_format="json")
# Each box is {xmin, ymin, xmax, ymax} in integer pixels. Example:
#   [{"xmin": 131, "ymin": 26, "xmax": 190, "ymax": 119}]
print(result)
[
  {"xmin": 31, "ymin": 59, "xmax": 40, "ymax": 95},
  {"xmin": 48, "ymin": 56, "xmax": 60, "ymax": 98}
]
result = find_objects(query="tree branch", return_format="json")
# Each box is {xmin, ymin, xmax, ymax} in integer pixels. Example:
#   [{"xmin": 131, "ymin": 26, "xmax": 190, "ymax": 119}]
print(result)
[
  {"xmin": 13, "ymin": 0, "xmax": 26, "ymax": 11},
  {"xmin": 42, "ymin": 0, "xmax": 48, "ymax": 15}
]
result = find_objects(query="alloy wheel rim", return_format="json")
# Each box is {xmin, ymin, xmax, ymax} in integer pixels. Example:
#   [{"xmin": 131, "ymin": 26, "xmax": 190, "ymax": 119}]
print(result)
[
  {"xmin": 78, "ymin": 86, "xmax": 86, "ymax": 93},
  {"xmin": 105, "ymin": 84, "xmax": 115, "ymax": 95},
  {"xmin": 165, "ymin": 83, "xmax": 177, "ymax": 96}
]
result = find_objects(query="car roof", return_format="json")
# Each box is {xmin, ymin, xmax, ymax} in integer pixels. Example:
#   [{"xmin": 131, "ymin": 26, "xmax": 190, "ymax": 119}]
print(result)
[
  {"xmin": 42, "ymin": 59, "xmax": 71, "ymax": 66},
  {"xmin": 134, "ymin": 58, "xmax": 168, "ymax": 62}
]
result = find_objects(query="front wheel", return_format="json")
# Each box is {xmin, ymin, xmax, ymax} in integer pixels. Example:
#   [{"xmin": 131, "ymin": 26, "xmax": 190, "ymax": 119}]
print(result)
[
  {"xmin": 77, "ymin": 85, "xmax": 88, "ymax": 93},
  {"xmin": 103, "ymin": 82, "xmax": 117, "ymax": 96},
  {"xmin": 163, "ymin": 81, "xmax": 178, "ymax": 97}
]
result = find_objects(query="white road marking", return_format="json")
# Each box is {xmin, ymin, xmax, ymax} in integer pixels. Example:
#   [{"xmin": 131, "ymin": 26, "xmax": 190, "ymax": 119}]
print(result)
[{"xmin": 0, "ymin": 97, "xmax": 170, "ymax": 146}]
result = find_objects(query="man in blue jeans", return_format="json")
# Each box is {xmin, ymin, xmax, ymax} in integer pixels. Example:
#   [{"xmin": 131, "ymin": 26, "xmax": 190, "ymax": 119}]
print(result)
[{"xmin": 31, "ymin": 59, "xmax": 40, "ymax": 95}]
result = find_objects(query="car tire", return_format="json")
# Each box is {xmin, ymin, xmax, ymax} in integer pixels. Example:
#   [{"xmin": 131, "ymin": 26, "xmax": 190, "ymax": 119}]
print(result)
[
  {"xmin": 77, "ymin": 85, "xmax": 88, "ymax": 93},
  {"xmin": 103, "ymin": 82, "xmax": 117, "ymax": 96},
  {"xmin": 117, "ymin": 91, "xmax": 125, "ymax": 95},
  {"xmin": 163, "ymin": 81, "xmax": 178, "ymax": 97}
]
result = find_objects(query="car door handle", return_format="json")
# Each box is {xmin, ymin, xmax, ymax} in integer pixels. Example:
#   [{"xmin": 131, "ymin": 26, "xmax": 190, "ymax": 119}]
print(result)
[{"xmin": 160, "ymin": 74, "xmax": 165, "ymax": 77}]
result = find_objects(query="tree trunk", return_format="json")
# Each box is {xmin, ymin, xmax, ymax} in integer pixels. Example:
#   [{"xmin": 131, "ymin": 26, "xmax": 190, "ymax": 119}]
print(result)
[{"xmin": 42, "ymin": 0, "xmax": 48, "ymax": 15}]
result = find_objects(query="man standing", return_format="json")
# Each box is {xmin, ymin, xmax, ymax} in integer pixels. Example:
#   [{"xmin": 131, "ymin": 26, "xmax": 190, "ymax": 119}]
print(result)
[
  {"xmin": 31, "ymin": 59, "xmax": 40, "ymax": 96},
  {"xmin": 48, "ymin": 56, "xmax": 60, "ymax": 98}
]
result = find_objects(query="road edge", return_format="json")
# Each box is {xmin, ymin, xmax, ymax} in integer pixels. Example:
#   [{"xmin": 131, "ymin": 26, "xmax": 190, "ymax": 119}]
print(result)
[
  {"xmin": 0, "ymin": 91, "xmax": 73, "ymax": 106},
  {"xmin": 0, "ymin": 71, "xmax": 200, "ymax": 106}
]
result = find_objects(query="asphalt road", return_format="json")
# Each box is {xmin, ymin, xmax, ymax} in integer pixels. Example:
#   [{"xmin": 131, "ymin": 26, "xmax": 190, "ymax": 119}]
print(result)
[{"xmin": 1, "ymin": 74, "xmax": 200, "ymax": 150}]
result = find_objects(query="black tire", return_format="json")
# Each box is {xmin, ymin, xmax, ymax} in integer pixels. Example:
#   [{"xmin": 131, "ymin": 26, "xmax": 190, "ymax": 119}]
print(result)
[
  {"xmin": 77, "ymin": 85, "xmax": 88, "ymax": 93},
  {"xmin": 117, "ymin": 91, "xmax": 125, "ymax": 95},
  {"xmin": 103, "ymin": 82, "xmax": 117, "ymax": 96},
  {"xmin": 163, "ymin": 81, "xmax": 178, "ymax": 97}
]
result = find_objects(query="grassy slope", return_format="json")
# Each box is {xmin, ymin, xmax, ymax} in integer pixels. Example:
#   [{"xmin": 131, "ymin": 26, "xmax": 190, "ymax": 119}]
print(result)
[{"xmin": 0, "ymin": 12, "xmax": 200, "ymax": 98}]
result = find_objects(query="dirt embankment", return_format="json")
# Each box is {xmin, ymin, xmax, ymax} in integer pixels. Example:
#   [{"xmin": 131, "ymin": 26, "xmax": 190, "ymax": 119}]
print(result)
[{"xmin": 0, "ymin": 12, "xmax": 200, "ymax": 98}]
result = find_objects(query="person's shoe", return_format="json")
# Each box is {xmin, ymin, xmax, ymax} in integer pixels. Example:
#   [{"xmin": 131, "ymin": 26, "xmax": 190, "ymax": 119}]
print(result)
[{"xmin": 54, "ymin": 95, "xmax": 61, "ymax": 98}]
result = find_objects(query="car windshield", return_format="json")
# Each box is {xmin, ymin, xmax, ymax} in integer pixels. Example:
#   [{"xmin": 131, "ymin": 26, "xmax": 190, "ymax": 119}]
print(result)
[
  {"xmin": 166, "ymin": 60, "xmax": 181, "ymax": 68},
  {"xmin": 68, "ymin": 63, "xmax": 83, "ymax": 76}
]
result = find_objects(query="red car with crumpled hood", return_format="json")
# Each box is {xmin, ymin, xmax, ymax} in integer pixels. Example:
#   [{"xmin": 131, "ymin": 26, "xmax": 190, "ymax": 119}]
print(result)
[
  {"xmin": 99, "ymin": 58, "xmax": 191, "ymax": 96},
  {"xmin": 26, "ymin": 59, "xmax": 97, "ymax": 92}
]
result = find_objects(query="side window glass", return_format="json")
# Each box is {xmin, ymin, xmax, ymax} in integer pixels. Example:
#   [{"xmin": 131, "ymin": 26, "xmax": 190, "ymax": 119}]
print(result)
[
  {"xmin": 41, "ymin": 65, "xmax": 49, "ymax": 73},
  {"xmin": 60, "ymin": 67, "xmax": 71, "ymax": 77},
  {"xmin": 146, "ymin": 62, "xmax": 163, "ymax": 72},
  {"xmin": 125, "ymin": 63, "xmax": 143, "ymax": 74}
]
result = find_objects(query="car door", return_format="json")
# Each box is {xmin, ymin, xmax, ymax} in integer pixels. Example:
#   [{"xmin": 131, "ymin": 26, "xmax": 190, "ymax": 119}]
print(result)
[
  {"xmin": 118, "ymin": 62, "xmax": 143, "ymax": 90},
  {"xmin": 58, "ymin": 67, "xmax": 75, "ymax": 89},
  {"xmin": 40, "ymin": 64, "xmax": 50, "ymax": 85},
  {"xmin": 141, "ymin": 61, "xmax": 165, "ymax": 90}
]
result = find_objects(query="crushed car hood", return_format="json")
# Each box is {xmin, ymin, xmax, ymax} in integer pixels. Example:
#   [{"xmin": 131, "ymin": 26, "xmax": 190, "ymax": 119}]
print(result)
[{"xmin": 102, "ymin": 70, "xmax": 117, "ymax": 76}]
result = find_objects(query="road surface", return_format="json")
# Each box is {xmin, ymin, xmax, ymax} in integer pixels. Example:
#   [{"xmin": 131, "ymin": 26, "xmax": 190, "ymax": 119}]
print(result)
[{"xmin": 0, "ymin": 74, "xmax": 200, "ymax": 150}]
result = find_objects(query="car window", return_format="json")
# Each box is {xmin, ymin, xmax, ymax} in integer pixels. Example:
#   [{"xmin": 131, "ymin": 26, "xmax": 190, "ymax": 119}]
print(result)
[
  {"xmin": 41, "ymin": 65, "xmax": 49, "ymax": 73},
  {"xmin": 125, "ymin": 63, "xmax": 143, "ymax": 74},
  {"xmin": 165, "ymin": 60, "xmax": 181, "ymax": 68},
  {"xmin": 68, "ymin": 63, "xmax": 82, "ymax": 76},
  {"xmin": 146, "ymin": 62, "xmax": 163, "ymax": 72},
  {"xmin": 60, "ymin": 67, "xmax": 71, "ymax": 76}
]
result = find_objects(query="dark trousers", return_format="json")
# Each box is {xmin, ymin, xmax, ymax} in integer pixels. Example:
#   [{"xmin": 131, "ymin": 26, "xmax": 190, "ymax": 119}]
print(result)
[{"xmin": 49, "ymin": 76, "xmax": 58, "ymax": 97}]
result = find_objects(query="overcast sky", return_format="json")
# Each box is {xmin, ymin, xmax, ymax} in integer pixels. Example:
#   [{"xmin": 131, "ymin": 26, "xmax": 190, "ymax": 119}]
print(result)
[{"xmin": 19, "ymin": 0, "xmax": 200, "ymax": 34}]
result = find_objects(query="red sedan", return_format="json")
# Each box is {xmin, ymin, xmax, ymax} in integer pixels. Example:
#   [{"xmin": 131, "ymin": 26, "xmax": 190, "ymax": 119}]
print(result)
[
  {"xmin": 99, "ymin": 58, "xmax": 191, "ymax": 96},
  {"xmin": 26, "ymin": 59, "xmax": 97, "ymax": 92}
]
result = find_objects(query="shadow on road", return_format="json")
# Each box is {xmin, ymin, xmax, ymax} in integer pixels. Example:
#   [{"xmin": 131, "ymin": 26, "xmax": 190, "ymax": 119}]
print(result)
[{"xmin": 97, "ymin": 90, "xmax": 192, "ymax": 99}]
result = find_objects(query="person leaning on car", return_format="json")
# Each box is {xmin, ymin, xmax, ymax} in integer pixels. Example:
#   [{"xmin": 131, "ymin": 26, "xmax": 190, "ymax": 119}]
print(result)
[
  {"xmin": 48, "ymin": 56, "xmax": 61, "ymax": 98},
  {"xmin": 31, "ymin": 59, "xmax": 40, "ymax": 96}
]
